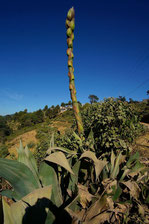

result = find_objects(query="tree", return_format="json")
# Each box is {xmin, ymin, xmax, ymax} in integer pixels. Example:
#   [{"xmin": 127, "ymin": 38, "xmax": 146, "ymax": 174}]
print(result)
[
  {"xmin": 61, "ymin": 102, "xmax": 65, "ymax": 107},
  {"xmin": 68, "ymin": 100, "xmax": 72, "ymax": 105},
  {"xmin": 88, "ymin": 95, "xmax": 99, "ymax": 104},
  {"xmin": 118, "ymin": 96, "xmax": 126, "ymax": 102},
  {"xmin": 43, "ymin": 105, "xmax": 48, "ymax": 111}
]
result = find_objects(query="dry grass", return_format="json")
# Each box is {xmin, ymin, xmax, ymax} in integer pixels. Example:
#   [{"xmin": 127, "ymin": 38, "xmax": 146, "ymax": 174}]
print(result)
[
  {"xmin": 133, "ymin": 123, "xmax": 149, "ymax": 163},
  {"xmin": 50, "ymin": 121, "xmax": 72, "ymax": 134},
  {"xmin": 6, "ymin": 130, "xmax": 38, "ymax": 158}
]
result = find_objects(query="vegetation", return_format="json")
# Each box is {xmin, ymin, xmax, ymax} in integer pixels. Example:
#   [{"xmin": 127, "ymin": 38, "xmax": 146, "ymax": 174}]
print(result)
[
  {"xmin": 66, "ymin": 7, "xmax": 84, "ymax": 137},
  {"xmin": 0, "ymin": 6, "xmax": 149, "ymax": 224},
  {"xmin": 88, "ymin": 94, "xmax": 99, "ymax": 104},
  {"xmin": 82, "ymin": 98, "xmax": 144, "ymax": 156}
]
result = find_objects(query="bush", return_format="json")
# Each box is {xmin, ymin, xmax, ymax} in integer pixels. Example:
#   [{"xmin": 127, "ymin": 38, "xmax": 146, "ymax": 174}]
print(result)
[
  {"xmin": 0, "ymin": 145, "xmax": 9, "ymax": 158},
  {"xmin": 81, "ymin": 98, "xmax": 144, "ymax": 156}
]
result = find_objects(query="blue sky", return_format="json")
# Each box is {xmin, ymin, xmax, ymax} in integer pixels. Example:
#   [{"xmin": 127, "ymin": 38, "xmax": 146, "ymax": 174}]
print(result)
[{"xmin": 0, "ymin": 0, "xmax": 149, "ymax": 115}]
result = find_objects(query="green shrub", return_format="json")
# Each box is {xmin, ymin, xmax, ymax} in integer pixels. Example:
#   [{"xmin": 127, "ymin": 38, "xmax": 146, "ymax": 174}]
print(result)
[
  {"xmin": 81, "ymin": 98, "xmax": 144, "ymax": 156},
  {"xmin": 27, "ymin": 141, "xmax": 36, "ymax": 149},
  {"xmin": 0, "ymin": 145, "xmax": 9, "ymax": 158}
]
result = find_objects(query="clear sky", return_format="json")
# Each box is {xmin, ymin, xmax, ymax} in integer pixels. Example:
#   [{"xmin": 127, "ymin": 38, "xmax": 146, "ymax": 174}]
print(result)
[{"xmin": 0, "ymin": 0, "xmax": 149, "ymax": 115}]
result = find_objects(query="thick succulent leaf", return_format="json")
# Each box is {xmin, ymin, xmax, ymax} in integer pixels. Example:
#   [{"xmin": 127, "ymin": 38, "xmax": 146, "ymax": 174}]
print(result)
[
  {"xmin": 24, "ymin": 145, "xmax": 38, "ymax": 173},
  {"xmin": 17, "ymin": 141, "xmax": 40, "ymax": 187},
  {"xmin": 39, "ymin": 161, "xmax": 63, "ymax": 207},
  {"xmin": 46, "ymin": 146, "xmax": 76, "ymax": 155},
  {"xmin": 112, "ymin": 185, "xmax": 122, "ymax": 201},
  {"xmin": 0, "ymin": 158, "xmax": 39, "ymax": 199},
  {"xmin": 10, "ymin": 185, "xmax": 52, "ymax": 224},
  {"xmin": 85, "ymin": 195, "xmax": 108, "ymax": 221},
  {"xmin": 80, "ymin": 151, "xmax": 107, "ymax": 180},
  {"xmin": 120, "ymin": 168, "xmax": 130, "ymax": 181},
  {"xmin": 122, "ymin": 180, "xmax": 141, "ymax": 199},
  {"xmin": 0, "ymin": 190, "xmax": 20, "ymax": 201},
  {"xmin": 2, "ymin": 197, "xmax": 13, "ymax": 224},
  {"xmin": 50, "ymin": 133, "xmax": 54, "ymax": 148},
  {"xmin": 84, "ymin": 212, "xmax": 111, "ymax": 224},
  {"xmin": 80, "ymin": 151, "xmax": 97, "ymax": 163},
  {"xmin": 45, "ymin": 152, "xmax": 74, "ymax": 175},
  {"xmin": 68, "ymin": 160, "xmax": 81, "ymax": 193},
  {"xmin": 110, "ymin": 152, "xmax": 122, "ymax": 179},
  {"xmin": 66, "ymin": 195, "xmax": 81, "ymax": 213},
  {"xmin": 110, "ymin": 150, "xmax": 115, "ymax": 174},
  {"xmin": 126, "ymin": 151, "xmax": 140, "ymax": 168},
  {"xmin": 86, "ymin": 129, "xmax": 95, "ymax": 150}
]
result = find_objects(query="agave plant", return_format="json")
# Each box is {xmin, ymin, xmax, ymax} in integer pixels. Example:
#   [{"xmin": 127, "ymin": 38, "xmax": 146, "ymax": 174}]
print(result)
[
  {"xmin": 71, "ymin": 150, "xmax": 149, "ymax": 224},
  {"xmin": 0, "ymin": 140, "xmax": 82, "ymax": 224}
]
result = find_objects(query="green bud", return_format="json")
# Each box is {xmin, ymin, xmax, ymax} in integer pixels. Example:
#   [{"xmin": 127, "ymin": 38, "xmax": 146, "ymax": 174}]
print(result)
[
  {"xmin": 70, "ymin": 19, "xmax": 75, "ymax": 30},
  {"xmin": 67, "ymin": 7, "xmax": 75, "ymax": 20},
  {"xmin": 65, "ymin": 19, "xmax": 70, "ymax": 28},
  {"xmin": 66, "ymin": 28, "xmax": 72, "ymax": 37},
  {"xmin": 68, "ymin": 59, "xmax": 73, "ymax": 67},
  {"xmin": 70, "ymin": 33, "xmax": 74, "ymax": 41},
  {"xmin": 67, "ymin": 38, "xmax": 73, "ymax": 48}
]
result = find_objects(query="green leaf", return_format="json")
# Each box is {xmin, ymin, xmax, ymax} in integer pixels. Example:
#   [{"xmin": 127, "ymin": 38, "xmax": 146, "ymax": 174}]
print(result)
[
  {"xmin": 39, "ymin": 161, "xmax": 63, "ymax": 207},
  {"xmin": 17, "ymin": 141, "xmax": 40, "ymax": 187},
  {"xmin": 46, "ymin": 146, "xmax": 76, "ymax": 155},
  {"xmin": 0, "ymin": 158, "xmax": 39, "ymax": 199},
  {"xmin": 0, "ymin": 190, "xmax": 20, "ymax": 201},
  {"xmin": 110, "ymin": 152, "xmax": 122, "ymax": 179},
  {"xmin": 126, "ymin": 152, "xmax": 140, "ymax": 168},
  {"xmin": 112, "ymin": 185, "xmax": 122, "ymax": 201},
  {"xmin": 50, "ymin": 133, "xmax": 54, "ymax": 148},
  {"xmin": 68, "ymin": 160, "xmax": 81, "ymax": 193},
  {"xmin": 80, "ymin": 151, "xmax": 107, "ymax": 180},
  {"xmin": 10, "ymin": 185, "xmax": 52, "ymax": 224},
  {"xmin": 110, "ymin": 150, "xmax": 115, "ymax": 174},
  {"xmin": 2, "ymin": 197, "xmax": 13, "ymax": 224},
  {"xmin": 45, "ymin": 152, "xmax": 74, "ymax": 175}
]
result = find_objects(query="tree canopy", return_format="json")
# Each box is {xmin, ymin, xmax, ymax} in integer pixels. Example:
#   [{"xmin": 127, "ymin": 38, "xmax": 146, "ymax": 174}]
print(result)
[{"xmin": 88, "ymin": 95, "xmax": 99, "ymax": 104}]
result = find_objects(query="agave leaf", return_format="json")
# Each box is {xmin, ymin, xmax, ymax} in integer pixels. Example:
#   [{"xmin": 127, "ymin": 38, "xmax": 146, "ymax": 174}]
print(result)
[
  {"xmin": 50, "ymin": 133, "xmax": 54, "ymax": 148},
  {"xmin": 0, "ymin": 190, "xmax": 20, "ymax": 201},
  {"xmin": 86, "ymin": 129, "xmax": 95, "ymax": 150},
  {"xmin": 112, "ymin": 185, "xmax": 122, "ymax": 202},
  {"xmin": 10, "ymin": 185, "xmax": 52, "ymax": 224},
  {"xmin": 110, "ymin": 152, "xmax": 122, "ymax": 179},
  {"xmin": 39, "ymin": 161, "xmax": 63, "ymax": 207},
  {"xmin": 85, "ymin": 212, "xmax": 111, "ymax": 224},
  {"xmin": 85, "ymin": 195, "xmax": 107, "ymax": 221},
  {"xmin": 110, "ymin": 150, "xmax": 115, "ymax": 174},
  {"xmin": 122, "ymin": 180, "xmax": 141, "ymax": 199},
  {"xmin": 66, "ymin": 195, "xmax": 81, "ymax": 213},
  {"xmin": 120, "ymin": 168, "xmax": 130, "ymax": 181},
  {"xmin": 2, "ymin": 197, "xmax": 14, "ymax": 224},
  {"xmin": 126, "ymin": 152, "xmax": 140, "ymax": 168},
  {"xmin": 80, "ymin": 151, "xmax": 107, "ymax": 180},
  {"xmin": 138, "ymin": 204, "xmax": 145, "ymax": 217},
  {"xmin": 24, "ymin": 145, "xmax": 38, "ymax": 173},
  {"xmin": 95, "ymin": 160, "xmax": 107, "ymax": 180},
  {"xmin": 68, "ymin": 160, "xmax": 81, "ymax": 193},
  {"xmin": 45, "ymin": 152, "xmax": 74, "ymax": 175},
  {"xmin": 0, "ymin": 158, "xmax": 39, "ymax": 199},
  {"xmin": 80, "ymin": 151, "xmax": 98, "ymax": 163},
  {"xmin": 46, "ymin": 146, "xmax": 76, "ymax": 155},
  {"xmin": 130, "ymin": 161, "xmax": 145, "ymax": 173},
  {"xmin": 17, "ymin": 141, "xmax": 41, "ymax": 187}
]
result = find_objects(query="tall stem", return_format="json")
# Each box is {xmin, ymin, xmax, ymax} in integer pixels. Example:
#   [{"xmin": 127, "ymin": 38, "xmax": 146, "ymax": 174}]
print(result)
[{"xmin": 66, "ymin": 7, "xmax": 84, "ymax": 137}]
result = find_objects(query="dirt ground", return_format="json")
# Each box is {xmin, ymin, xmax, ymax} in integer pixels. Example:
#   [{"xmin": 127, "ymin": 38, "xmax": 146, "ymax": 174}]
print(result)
[
  {"xmin": 133, "ymin": 123, "xmax": 149, "ymax": 163},
  {"xmin": 6, "ymin": 130, "xmax": 38, "ymax": 158}
]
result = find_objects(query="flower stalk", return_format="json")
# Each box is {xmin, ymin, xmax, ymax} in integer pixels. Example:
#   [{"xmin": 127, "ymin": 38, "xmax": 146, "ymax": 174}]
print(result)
[{"xmin": 66, "ymin": 7, "xmax": 84, "ymax": 137}]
